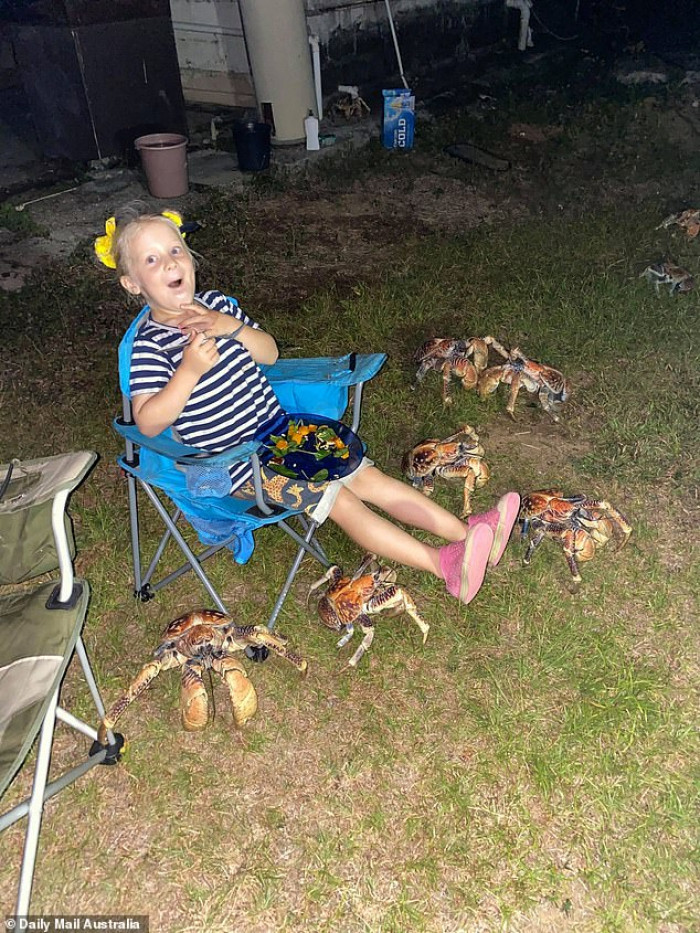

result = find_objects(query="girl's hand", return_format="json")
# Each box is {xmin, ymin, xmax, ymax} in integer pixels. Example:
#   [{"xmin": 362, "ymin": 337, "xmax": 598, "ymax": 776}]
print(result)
[
  {"xmin": 178, "ymin": 303, "xmax": 230, "ymax": 338},
  {"xmin": 180, "ymin": 331, "xmax": 220, "ymax": 377}
]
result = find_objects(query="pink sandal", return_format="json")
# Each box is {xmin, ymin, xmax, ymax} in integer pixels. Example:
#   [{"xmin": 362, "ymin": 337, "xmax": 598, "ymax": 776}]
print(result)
[
  {"xmin": 439, "ymin": 522, "xmax": 494, "ymax": 605},
  {"xmin": 467, "ymin": 491, "xmax": 521, "ymax": 567}
]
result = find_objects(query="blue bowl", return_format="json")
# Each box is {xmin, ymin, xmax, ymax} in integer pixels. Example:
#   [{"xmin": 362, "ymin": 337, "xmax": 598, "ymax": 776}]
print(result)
[{"xmin": 257, "ymin": 413, "xmax": 363, "ymax": 482}]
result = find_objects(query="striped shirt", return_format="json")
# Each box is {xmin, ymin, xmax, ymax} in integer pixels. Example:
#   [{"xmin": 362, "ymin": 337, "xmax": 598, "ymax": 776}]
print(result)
[{"xmin": 129, "ymin": 289, "xmax": 284, "ymax": 492}]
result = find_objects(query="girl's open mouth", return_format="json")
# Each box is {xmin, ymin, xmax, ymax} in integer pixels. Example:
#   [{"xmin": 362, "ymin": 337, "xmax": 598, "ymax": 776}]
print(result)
[{"xmin": 168, "ymin": 278, "xmax": 183, "ymax": 289}]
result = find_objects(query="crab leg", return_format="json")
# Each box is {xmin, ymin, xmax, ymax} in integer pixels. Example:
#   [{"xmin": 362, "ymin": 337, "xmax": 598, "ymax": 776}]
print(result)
[
  {"xmin": 308, "ymin": 565, "xmax": 340, "ymax": 598},
  {"xmin": 522, "ymin": 529, "xmax": 546, "ymax": 567},
  {"xmin": 582, "ymin": 500, "xmax": 633, "ymax": 547},
  {"xmin": 98, "ymin": 654, "xmax": 181, "ymax": 743},
  {"xmin": 561, "ymin": 529, "xmax": 586, "ymax": 583},
  {"xmin": 441, "ymin": 361, "xmax": 455, "ymax": 405},
  {"xmin": 539, "ymin": 385, "xmax": 562, "ymax": 421},
  {"xmin": 399, "ymin": 593, "xmax": 430, "ymax": 644},
  {"xmin": 436, "ymin": 459, "xmax": 487, "ymax": 517},
  {"xmin": 461, "ymin": 471, "xmax": 478, "ymax": 517},
  {"xmin": 483, "ymin": 336, "xmax": 510, "ymax": 359},
  {"xmin": 505, "ymin": 372, "xmax": 522, "ymax": 418},
  {"xmin": 337, "ymin": 622, "xmax": 355, "ymax": 648},
  {"xmin": 224, "ymin": 623, "xmax": 308, "ymax": 674},
  {"xmin": 214, "ymin": 656, "xmax": 258, "ymax": 727},
  {"xmin": 180, "ymin": 660, "xmax": 209, "ymax": 731},
  {"xmin": 418, "ymin": 475, "xmax": 436, "ymax": 497},
  {"xmin": 348, "ymin": 618, "xmax": 375, "ymax": 668},
  {"xmin": 351, "ymin": 553, "xmax": 380, "ymax": 581}
]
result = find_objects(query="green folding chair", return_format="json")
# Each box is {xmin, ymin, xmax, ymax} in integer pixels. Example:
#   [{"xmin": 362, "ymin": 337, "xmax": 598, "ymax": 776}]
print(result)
[{"xmin": 0, "ymin": 451, "xmax": 124, "ymax": 916}]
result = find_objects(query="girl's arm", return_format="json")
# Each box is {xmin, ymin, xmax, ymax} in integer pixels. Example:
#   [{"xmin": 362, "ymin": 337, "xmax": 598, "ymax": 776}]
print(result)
[
  {"xmin": 178, "ymin": 303, "xmax": 279, "ymax": 365},
  {"xmin": 234, "ymin": 324, "xmax": 279, "ymax": 365},
  {"xmin": 132, "ymin": 332, "xmax": 219, "ymax": 436}
]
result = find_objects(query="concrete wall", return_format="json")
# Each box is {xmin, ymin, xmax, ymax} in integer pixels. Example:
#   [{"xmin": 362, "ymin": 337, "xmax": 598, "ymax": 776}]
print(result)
[
  {"xmin": 170, "ymin": 0, "xmax": 506, "ymax": 109},
  {"xmin": 308, "ymin": 0, "xmax": 506, "ymax": 91}
]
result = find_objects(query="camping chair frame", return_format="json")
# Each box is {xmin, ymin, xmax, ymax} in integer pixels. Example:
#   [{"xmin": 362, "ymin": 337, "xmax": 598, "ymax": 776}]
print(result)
[
  {"xmin": 115, "ymin": 352, "xmax": 387, "ymax": 630},
  {"xmin": 0, "ymin": 452, "xmax": 123, "ymax": 916}
]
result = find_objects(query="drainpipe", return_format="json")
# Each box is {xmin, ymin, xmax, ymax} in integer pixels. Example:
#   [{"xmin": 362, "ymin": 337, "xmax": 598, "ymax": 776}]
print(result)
[
  {"xmin": 308, "ymin": 34, "xmax": 323, "ymax": 119},
  {"xmin": 384, "ymin": 0, "xmax": 409, "ymax": 89},
  {"xmin": 506, "ymin": 0, "xmax": 533, "ymax": 51}
]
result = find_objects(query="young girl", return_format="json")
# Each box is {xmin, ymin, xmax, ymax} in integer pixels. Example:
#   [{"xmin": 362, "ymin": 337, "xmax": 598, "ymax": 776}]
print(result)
[{"xmin": 97, "ymin": 204, "xmax": 520, "ymax": 606}]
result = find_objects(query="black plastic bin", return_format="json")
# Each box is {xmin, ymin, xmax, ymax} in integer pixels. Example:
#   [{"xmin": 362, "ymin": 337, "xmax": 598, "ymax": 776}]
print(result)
[{"xmin": 233, "ymin": 121, "xmax": 271, "ymax": 172}]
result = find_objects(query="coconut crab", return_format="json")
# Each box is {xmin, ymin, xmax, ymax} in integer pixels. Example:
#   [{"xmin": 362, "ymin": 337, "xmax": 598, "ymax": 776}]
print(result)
[
  {"xmin": 414, "ymin": 337, "xmax": 491, "ymax": 405},
  {"xmin": 402, "ymin": 424, "xmax": 490, "ymax": 517},
  {"xmin": 308, "ymin": 554, "xmax": 429, "ymax": 667},
  {"xmin": 334, "ymin": 91, "xmax": 371, "ymax": 121},
  {"xmin": 477, "ymin": 339, "xmax": 570, "ymax": 421},
  {"xmin": 98, "ymin": 611, "xmax": 307, "ymax": 740},
  {"xmin": 657, "ymin": 208, "xmax": 700, "ymax": 238},
  {"xmin": 520, "ymin": 490, "xmax": 632, "ymax": 584},
  {"xmin": 640, "ymin": 261, "xmax": 694, "ymax": 295}
]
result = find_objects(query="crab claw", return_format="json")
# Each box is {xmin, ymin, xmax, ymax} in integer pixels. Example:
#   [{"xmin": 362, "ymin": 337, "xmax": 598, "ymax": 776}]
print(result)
[{"xmin": 337, "ymin": 622, "xmax": 355, "ymax": 648}]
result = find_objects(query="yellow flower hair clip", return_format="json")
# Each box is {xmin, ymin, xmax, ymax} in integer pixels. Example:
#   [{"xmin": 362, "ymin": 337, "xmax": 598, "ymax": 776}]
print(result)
[
  {"xmin": 94, "ymin": 216, "xmax": 118, "ymax": 269},
  {"xmin": 94, "ymin": 210, "xmax": 185, "ymax": 269}
]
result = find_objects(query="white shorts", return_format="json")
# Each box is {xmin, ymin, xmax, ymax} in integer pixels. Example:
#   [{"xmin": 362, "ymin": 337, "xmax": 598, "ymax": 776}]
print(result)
[{"xmin": 309, "ymin": 457, "xmax": 374, "ymax": 525}]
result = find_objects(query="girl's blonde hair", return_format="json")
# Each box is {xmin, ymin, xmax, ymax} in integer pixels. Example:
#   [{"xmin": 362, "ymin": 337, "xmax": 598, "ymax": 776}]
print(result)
[{"xmin": 112, "ymin": 201, "xmax": 196, "ymax": 277}]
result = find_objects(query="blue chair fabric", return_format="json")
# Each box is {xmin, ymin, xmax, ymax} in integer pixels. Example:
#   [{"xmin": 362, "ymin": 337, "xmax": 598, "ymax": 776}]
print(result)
[{"xmin": 116, "ymin": 304, "xmax": 387, "ymax": 625}]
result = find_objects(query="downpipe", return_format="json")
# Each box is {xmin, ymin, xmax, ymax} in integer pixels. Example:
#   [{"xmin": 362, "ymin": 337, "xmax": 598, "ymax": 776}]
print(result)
[
  {"xmin": 308, "ymin": 34, "xmax": 323, "ymax": 119},
  {"xmin": 506, "ymin": 0, "xmax": 533, "ymax": 51}
]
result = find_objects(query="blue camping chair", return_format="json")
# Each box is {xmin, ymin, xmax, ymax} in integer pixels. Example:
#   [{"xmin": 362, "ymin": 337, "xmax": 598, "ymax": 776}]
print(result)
[{"xmin": 115, "ymin": 306, "xmax": 386, "ymax": 629}]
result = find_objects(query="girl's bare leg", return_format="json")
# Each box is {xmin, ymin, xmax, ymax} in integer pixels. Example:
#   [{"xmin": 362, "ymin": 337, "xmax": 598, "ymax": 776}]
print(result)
[
  {"xmin": 343, "ymin": 466, "xmax": 466, "ymax": 542},
  {"xmin": 329, "ymin": 486, "xmax": 445, "ymax": 576},
  {"xmin": 328, "ymin": 467, "xmax": 510, "ymax": 606}
]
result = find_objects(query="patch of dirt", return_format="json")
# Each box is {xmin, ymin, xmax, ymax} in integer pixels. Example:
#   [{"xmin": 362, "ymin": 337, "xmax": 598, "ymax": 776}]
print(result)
[
  {"xmin": 482, "ymin": 413, "xmax": 591, "ymax": 482},
  {"xmin": 508, "ymin": 122, "xmax": 564, "ymax": 143},
  {"xmin": 228, "ymin": 171, "xmax": 511, "ymax": 310}
]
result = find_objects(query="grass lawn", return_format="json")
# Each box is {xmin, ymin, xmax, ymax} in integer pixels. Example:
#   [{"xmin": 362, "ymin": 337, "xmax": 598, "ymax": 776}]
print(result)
[{"xmin": 1, "ymin": 49, "xmax": 698, "ymax": 932}]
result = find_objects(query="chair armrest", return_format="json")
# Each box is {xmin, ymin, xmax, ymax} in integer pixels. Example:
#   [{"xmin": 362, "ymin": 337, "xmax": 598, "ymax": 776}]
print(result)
[
  {"xmin": 114, "ymin": 419, "xmax": 280, "ymax": 516},
  {"xmin": 0, "ymin": 452, "xmax": 97, "ymax": 510},
  {"xmin": 262, "ymin": 353, "xmax": 387, "ymax": 387},
  {"xmin": 113, "ymin": 419, "xmax": 261, "ymax": 467}
]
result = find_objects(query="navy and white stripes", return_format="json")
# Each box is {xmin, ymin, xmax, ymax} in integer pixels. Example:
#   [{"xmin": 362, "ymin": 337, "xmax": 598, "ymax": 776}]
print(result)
[{"xmin": 129, "ymin": 290, "xmax": 283, "ymax": 492}]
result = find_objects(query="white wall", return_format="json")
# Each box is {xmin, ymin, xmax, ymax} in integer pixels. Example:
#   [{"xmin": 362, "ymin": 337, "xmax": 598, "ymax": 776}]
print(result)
[{"xmin": 169, "ymin": 0, "xmax": 254, "ymax": 106}]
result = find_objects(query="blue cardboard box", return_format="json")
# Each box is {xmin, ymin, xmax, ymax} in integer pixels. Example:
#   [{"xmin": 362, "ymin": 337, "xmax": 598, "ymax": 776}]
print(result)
[{"xmin": 382, "ymin": 89, "xmax": 415, "ymax": 150}]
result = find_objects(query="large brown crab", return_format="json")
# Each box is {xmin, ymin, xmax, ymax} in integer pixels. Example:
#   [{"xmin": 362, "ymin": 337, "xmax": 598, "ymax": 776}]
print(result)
[
  {"xmin": 98, "ymin": 611, "xmax": 307, "ymax": 740},
  {"xmin": 308, "ymin": 554, "xmax": 429, "ymax": 667},
  {"xmin": 402, "ymin": 424, "xmax": 490, "ymax": 517},
  {"xmin": 657, "ymin": 208, "xmax": 700, "ymax": 238},
  {"xmin": 640, "ymin": 261, "xmax": 694, "ymax": 295},
  {"xmin": 520, "ymin": 490, "xmax": 632, "ymax": 584},
  {"xmin": 477, "ymin": 339, "xmax": 570, "ymax": 421},
  {"xmin": 414, "ymin": 337, "xmax": 491, "ymax": 405}
]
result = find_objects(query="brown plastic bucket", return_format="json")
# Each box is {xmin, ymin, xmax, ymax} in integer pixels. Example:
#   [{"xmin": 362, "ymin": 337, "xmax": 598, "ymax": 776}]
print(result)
[{"xmin": 134, "ymin": 133, "xmax": 189, "ymax": 198}]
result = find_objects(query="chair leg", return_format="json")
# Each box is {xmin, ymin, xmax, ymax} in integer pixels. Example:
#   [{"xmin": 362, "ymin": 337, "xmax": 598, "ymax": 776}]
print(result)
[
  {"xmin": 75, "ymin": 638, "xmax": 106, "ymax": 721},
  {"xmin": 267, "ymin": 519, "xmax": 328, "ymax": 631},
  {"xmin": 126, "ymin": 471, "xmax": 143, "ymax": 595},
  {"xmin": 143, "ymin": 517, "xmax": 178, "ymax": 588},
  {"xmin": 138, "ymin": 480, "xmax": 228, "ymax": 613},
  {"xmin": 16, "ymin": 690, "xmax": 59, "ymax": 916}
]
